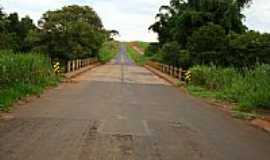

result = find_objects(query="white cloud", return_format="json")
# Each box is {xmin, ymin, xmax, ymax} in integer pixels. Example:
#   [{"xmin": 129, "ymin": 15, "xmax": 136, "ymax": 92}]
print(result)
[
  {"xmin": 0, "ymin": 0, "xmax": 168, "ymax": 41},
  {"xmin": 244, "ymin": 0, "xmax": 270, "ymax": 33},
  {"xmin": 1, "ymin": 0, "xmax": 270, "ymax": 41}
]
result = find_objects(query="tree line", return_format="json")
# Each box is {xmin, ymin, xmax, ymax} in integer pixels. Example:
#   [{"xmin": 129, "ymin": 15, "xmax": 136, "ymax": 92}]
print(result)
[
  {"xmin": 0, "ymin": 5, "xmax": 114, "ymax": 61},
  {"xmin": 147, "ymin": 0, "xmax": 270, "ymax": 69}
]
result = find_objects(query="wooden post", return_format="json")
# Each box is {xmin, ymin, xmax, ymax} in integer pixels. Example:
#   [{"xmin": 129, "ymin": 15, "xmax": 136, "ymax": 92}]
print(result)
[
  {"xmin": 67, "ymin": 61, "xmax": 71, "ymax": 73},
  {"xmin": 72, "ymin": 60, "xmax": 75, "ymax": 71},
  {"xmin": 170, "ymin": 65, "xmax": 173, "ymax": 76},
  {"xmin": 178, "ymin": 68, "xmax": 182, "ymax": 80},
  {"xmin": 174, "ymin": 67, "xmax": 177, "ymax": 77}
]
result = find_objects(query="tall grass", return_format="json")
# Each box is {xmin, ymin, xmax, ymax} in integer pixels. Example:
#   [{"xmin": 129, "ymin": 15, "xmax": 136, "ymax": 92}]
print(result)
[
  {"xmin": 127, "ymin": 46, "xmax": 148, "ymax": 65},
  {"xmin": 0, "ymin": 51, "xmax": 59, "ymax": 110},
  {"xmin": 189, "ymin": 64, "xmax": 270, "ymax": 111},
  {"xmin": 98, "ymin": 41, "xmax": 119, "ymax": 63}
]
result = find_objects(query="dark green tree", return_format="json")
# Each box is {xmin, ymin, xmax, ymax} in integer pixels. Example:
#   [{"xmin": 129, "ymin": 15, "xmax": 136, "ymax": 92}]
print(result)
[
  {"xmin": 33, "ymin": 5, "xmax": 106, "ymax": 60},
  {"xmin": 149, "ymin": 0, "xmax": 254, "ymax": 67},
  {"xmin": 187, "ymin": 23, "xmax": 227, "ymax": 65}
]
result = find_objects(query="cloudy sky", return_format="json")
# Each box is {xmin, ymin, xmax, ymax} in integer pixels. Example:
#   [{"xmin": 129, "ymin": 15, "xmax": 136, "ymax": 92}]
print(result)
[{"xmin": 0, "ymin": 0, "xmax": 269, "ymax": 42}]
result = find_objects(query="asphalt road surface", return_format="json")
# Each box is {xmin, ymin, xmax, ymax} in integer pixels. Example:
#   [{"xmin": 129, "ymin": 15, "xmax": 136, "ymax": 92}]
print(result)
[{"xmin": 0, "ymin": 45, "xmax": 270, "ymax": 160}]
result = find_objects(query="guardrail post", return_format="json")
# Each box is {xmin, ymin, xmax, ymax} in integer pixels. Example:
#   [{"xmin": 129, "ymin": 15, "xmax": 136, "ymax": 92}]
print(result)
[
  {"xmin": 72, "ymin": 60, "xmax": 75, "ymax": 71},
  {"xmin": 67, "ymin": 61, "xmax": 71, "ymax": 73},
  {"xmin": 174, "ymin": 67, "xmax": 177, "ymax": 77},
  {"xmin": 178, "ymin": 68, "xmax": 182, "ymax": 80}
]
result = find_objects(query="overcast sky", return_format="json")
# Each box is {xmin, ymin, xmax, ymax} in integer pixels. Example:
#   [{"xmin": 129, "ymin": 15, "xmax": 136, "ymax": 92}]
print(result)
[{"xmin": 0, "ymin": 0, "xmax": 269, "ymax": 42}]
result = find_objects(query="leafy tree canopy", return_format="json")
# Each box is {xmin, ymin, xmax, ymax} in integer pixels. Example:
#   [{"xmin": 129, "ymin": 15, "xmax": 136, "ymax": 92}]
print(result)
[
  {"xmin": 147, "ymin": 0, "xmax": 270, "ymax": 69},
  {"xmin": 32, "ymin": 5, "xmax": 107, "ymax": 60}
]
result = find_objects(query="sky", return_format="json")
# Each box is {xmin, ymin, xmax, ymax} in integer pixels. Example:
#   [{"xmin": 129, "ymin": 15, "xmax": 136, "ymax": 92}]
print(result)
[{"xmin": 0, "ymin": 0, "xmax": 269, "ymax": 42}]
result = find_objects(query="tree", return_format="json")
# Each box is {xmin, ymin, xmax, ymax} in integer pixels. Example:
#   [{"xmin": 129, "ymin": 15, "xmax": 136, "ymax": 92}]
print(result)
[
  {"xmin": 0, "ymin": 8, "xmax": 36, "ymax": 52},
  {"xmin": 187, "ymin": 23, "xmax": 227, "ymax": 65},
  {"xmin": 33, "ymin": 5, "xmax": 106, "ymax": 60},
  {"xmin": 228, "ymin": 31, "xmax": 270, "ymax": 67},
  {"xmin": 149, "ymin": 0, "xmax": 253, "ymax": 67},
  {"xmin": 150, "ymin": 0, "xmax": 251, "ymax": 47},
  {"xmin": 108, "ymin": 30, "xmax": 119, "ymax": 40}
]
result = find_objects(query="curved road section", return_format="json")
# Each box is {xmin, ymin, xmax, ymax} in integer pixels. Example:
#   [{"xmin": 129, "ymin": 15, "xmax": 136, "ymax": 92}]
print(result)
[{"xmin": 0, "ymin": 45, "xmax": 270, "ymax": 160}]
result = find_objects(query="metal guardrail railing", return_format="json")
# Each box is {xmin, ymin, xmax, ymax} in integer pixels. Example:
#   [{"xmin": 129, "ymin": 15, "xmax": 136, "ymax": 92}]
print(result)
[
  {"xmin": 66, "ymin": 58, "xmax": 98, "ymax": 73},
  {"xmin": 146, "ymin": 61, "xmax": 185, "ymax": 81}
]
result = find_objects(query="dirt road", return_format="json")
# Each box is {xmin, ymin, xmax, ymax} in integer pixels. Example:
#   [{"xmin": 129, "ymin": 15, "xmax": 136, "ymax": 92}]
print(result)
[{"xmin": 0, "ymin": 45, "xmax": 270, "ymax": 160}]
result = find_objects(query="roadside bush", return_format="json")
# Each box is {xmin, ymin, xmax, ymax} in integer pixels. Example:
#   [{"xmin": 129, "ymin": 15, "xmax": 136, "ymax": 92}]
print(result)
[
  {"xmin": 224, "ymin": 64, "xmax": 270, "ymax": 110},
  {"xmin": 189, "ymin": 64, "xmax": 270, "ymax": 111},
  {"xmin": 187, "ymin": 23, "xmax": 227, "ymax": 66},
  {"xmin": 127, "ymin": 46, "xmax": 148, "ymax": 65},
  {"xmin": 0, "ymin": 51, "xmax": 59, "ymax": 109},
  {"xmin": 145, "ymin": 43, "xmax": 160, "ymax": 57},
  {"xmin": 98, "ymin": 41, "xmax": 119, "ymax": 63},
  {"xmin": 190, "ymin": 65, "xmax": 237, "ymax": 90},
  {"xmin": 30, "ymin": 5, "xmax": 106, "ymax": 60},
  {"xmin": 161, "ymin": 41, "xmax": 181, "ymax": 65},
  {"xmin": 227, "ymin": 31, "xmax": 270, "ymax": 68}
]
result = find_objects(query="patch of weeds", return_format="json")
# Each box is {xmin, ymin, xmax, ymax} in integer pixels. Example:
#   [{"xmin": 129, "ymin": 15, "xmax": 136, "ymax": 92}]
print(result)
[
  {"xmin": 231, "ymin": 110, "xmax": 258, "ymax": 120},
  {"xmin": 98, "ymin": 41, "xmax": 119, "ymax": 63},
  {"xmin": 176, "ymin": 80, "xmax": 185, "ymax": 87},
  {"xmin": 127, "ymin": 46, "xmax": 148, "ymax": 65}
]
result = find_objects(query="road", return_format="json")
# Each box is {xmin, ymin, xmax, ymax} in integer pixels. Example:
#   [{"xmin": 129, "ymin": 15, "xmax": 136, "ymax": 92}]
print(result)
[{"xmin": 0, "ymin": 44, "xmax": 270, "ymax": 160}]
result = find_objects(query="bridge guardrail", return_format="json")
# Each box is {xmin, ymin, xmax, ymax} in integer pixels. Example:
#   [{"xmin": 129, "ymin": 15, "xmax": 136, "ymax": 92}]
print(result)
[
  {"xmin": 146, "ymin": 61, "xmax": 186, "ymax": 81},
  {"xmin": 66, "ymin": 58, "xmax": 98, "ymax": 73}
]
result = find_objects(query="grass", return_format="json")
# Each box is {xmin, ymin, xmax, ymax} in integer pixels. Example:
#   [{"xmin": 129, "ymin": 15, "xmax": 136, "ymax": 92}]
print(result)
[
  {"xmin": 98, "ymin": 41, "xmax": 119, "ymax": 63},
  {"xmin": 136, "ymin": 41, "xmax": 149, "ymax": 50},
  {"xmin": 188, "ymin": 65, "xmax": 270, "ymax": 112},
  {"xmin": 0, "ymin": 51, "xmax": 60, "ymax": 110},
  {"xmin": 127, "ymin": 45, "xmax": 148, "ymax": 65}
]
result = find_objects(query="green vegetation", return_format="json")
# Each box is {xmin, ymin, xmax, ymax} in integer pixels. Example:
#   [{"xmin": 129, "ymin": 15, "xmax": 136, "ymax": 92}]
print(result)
[
  {"xmin": 148, "ymin": 0, "xmax": 270, "ymax": 68},
  {"xmin": 127, "ymin": 45, "xmax": 148, "ymax": 65},
  {"xmin": 0, "ymin": 51, "xmax": 60, "ymax": 110},
  {"xmin": 0, "ymin": 4, "xmax": 117, "ymax": 110},
  {"xmin": 136, "ymin": 41, "xmax": 149, "ymax": 50},
  {"xmin": 147, "ymin": 0, "xmax": 270, "ymax": 112},
  {"xmin": 188, "ymin": 65, "xmax": 270, "ymax": 111},
  {"xmin": 98, "ymin": 41, "xmax": 119, "ymax": 63},
  {"xmin": 0, "ymin": 5, "xmax": 115, "ymax": 61},
  {"xmin": 29, "ymin": 5, "xmax": 107, "ymax": 60}
]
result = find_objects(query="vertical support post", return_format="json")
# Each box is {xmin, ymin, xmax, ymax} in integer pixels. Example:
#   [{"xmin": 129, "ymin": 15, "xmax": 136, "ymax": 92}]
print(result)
[
  {"xmin": 170, "ymin": 65, "xmax": 173, "ymax": 76},
  {"xmin": 67, "ymin": 61, "xmax": 71, "ymax": 73},
  {"xmin": 178, "ymin": 68, "xmax": 182, "ymax": 81},
  {"xmin": 72, "ymin": 60, "xmax": 75, "ymax": 71}
]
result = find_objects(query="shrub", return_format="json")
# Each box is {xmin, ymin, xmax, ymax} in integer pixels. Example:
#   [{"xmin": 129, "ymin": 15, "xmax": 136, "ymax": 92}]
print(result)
[
  {"xmin": 187, "ymin": 23, "xmax": 227, "ymax": 65},
  {"xmin": 161, "ymin": 41, "xmax": 181, "ymax": 66},
  {"xmin": 190, "ymin": 65, "xmax": 237, "ymax": 90},
  {"xmin": 0, "ymin": 51, "xmax": 59, "ymax": 109},
  {"xmin": 227, "ymin": 31, "xmax": 270, "ymax": 68},
  {"xmin": 145, "ymin": 43, "xmax": 160, "ymax": 57},
  {"xmin": 98, "ymin": 41, "xmax": 119, "ymax": 63},
  {"xmin": 30, "ymin": 5, "xmax": 106, "ymax": 60},
  {"xmin": 224, "ymin": 64, "xmax": 270, "ymax": 110},
  {"xmin": 189, "ymin": 64, "xmax": 270, "ymax": 111}
]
